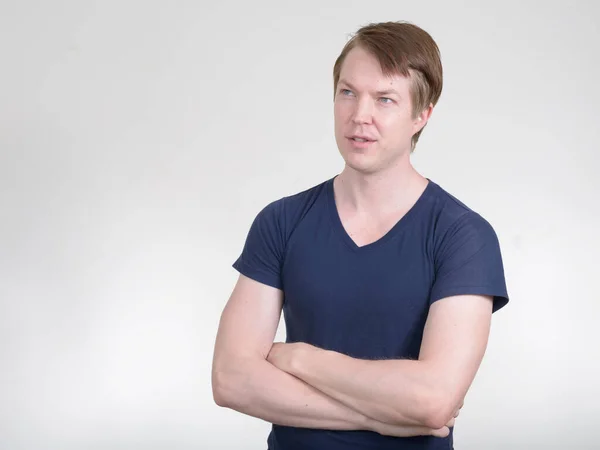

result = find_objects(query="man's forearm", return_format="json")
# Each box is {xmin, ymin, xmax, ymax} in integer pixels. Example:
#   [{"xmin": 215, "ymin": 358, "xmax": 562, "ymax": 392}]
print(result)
[
  {"xmin": 212, "ymin": 356, "xmax": 444, "ymax": 437},
  {"xmin": 213, "ymin": 356, "xmax": 370, "ymax": 430},
  {"xmin": 281, "ymin": 345, "xmax": 443, "ymax": 429}
]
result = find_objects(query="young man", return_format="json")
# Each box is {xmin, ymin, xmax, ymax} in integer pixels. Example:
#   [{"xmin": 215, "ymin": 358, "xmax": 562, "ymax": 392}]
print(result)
[{"xmin": 212, "ymin": 21, "xmax": 509, "ymax": 450}]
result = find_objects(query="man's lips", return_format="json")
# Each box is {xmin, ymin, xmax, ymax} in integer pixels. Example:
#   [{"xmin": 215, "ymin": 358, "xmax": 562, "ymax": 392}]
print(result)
[
  {"xmin": 347, "ymin": 135, "xmax": 377, "ymax": 142},
  {"xmin": 346, "ymin": 136, "xmax": 377, "ymax": 149}
]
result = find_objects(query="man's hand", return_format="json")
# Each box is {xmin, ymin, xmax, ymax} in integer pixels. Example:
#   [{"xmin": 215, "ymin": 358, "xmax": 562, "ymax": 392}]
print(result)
[{"xmin": 267, "ymin": 342, "xmax": 309, "ymax": 373}]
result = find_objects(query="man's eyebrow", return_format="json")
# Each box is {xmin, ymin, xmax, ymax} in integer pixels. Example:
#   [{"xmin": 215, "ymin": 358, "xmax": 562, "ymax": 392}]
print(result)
[
  {"xmin": 338, "ymin": 79, "xmax": 400, "ymax": 97},
  {"xmin": 374, "ymin": 88, "xmax": 400, "ymax": 97},
  {"xmin": 338, "ymin": 79, "xmax": 355, "ymax": 90}
]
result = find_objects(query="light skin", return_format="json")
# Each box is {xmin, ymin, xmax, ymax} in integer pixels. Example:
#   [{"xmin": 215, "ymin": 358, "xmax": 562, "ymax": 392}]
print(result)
[
  {"xmin": 212, "ymin": 275, "xmax": 457, "ymax": 438},
  {"xmin": 332, "ymin": 46, "xmax": 434, "ymax": 247},
  {"xmin": 212, "ymin": 45, "xmax": 491, "ymax": 438}
]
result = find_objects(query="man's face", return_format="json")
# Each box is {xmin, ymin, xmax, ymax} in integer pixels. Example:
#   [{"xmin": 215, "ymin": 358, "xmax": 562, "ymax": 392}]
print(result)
[{"xmin": 334, "ymin": 46, "xmax": 425, "ymax": 174}]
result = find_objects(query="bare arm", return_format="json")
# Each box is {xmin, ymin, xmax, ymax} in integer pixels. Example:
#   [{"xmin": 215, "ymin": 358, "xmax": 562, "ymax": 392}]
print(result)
[
  {"xmin": 269, "ymin": 294, "xmax": 492, "ymax": 429},
  {"xmin": 211, "ymin": 274, "xmax": 451, "ymax": 437}
]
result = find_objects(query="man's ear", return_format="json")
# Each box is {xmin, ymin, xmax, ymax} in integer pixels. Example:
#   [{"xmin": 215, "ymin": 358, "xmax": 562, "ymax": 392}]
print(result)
[{"xmin": 414, "ymin": 103, "xmax": 434, "ymax": 132}]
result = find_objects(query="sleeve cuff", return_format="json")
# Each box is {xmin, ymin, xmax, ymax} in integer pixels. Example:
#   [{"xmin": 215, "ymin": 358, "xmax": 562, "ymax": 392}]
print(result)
[
  {"xmin": 232, "ymin": 259, "xmax": 283, "ymax": 290},
  {"xmin": 430, "ymin": 285, "xmax": 509, "ymax": 313}
]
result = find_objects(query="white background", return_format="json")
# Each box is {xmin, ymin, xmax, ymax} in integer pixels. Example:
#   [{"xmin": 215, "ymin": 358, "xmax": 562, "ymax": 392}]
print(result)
[{"xmin": 1, "ymin": 1, "xmax": 599, "ymax": 449}]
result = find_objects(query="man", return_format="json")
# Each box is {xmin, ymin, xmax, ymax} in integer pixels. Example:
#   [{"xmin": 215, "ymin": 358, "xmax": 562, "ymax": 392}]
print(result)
[{"xmin": 212, "ymin": 21, "xmax": 509, "ymax": 450}]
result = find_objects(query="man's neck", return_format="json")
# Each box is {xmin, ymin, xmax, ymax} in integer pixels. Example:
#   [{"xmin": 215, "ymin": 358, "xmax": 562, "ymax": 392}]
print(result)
[{"xmin": 334, "ymin": 162, "xmax": 428, "ymax": 216}]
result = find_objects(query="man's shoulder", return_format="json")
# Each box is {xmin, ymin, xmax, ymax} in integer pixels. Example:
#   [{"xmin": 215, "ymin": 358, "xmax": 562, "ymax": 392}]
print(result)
[
  {"xmin": 283, "ymin": 177, "xmax": 332, "ymax": 204},
  {"xmin": 269, "ymin": 177, "xmax": 331, "ymax": 211},
  {"xmin": 425, "ymin": 179, "xmax": 495, "ymax": 236},
  {"xmin": 253, "ymin": 177, "xmax": 332, "ymax": 232}
]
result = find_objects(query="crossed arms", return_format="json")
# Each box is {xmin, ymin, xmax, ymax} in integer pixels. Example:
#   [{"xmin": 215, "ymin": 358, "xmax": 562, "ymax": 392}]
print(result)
[{"xmin": 211, "ymin": 274, "xmax": 493, "ymax": 438}]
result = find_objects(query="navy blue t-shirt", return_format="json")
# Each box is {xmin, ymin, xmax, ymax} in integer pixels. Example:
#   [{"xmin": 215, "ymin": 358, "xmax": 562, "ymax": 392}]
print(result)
[{"xmin": 233, "ymin": 176, "xmax": 509, "ymax": 450}]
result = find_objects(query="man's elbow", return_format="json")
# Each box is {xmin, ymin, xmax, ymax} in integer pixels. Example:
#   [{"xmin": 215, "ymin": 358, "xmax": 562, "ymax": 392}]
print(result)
[
  {"xmin": 421, "ymin": 390, "xmax": 459, "ymax": 430},
  {"xmin": 385, "ymin": 384, "xmax": 449, "ymax": 429},
  {"xmin": 212, "ymin": 370, "xmax": 231, "ymax": 407},
  {"xmin": 211, "ymin": 368, "xmax": 232, "ymax": 407},
  {"xmin": 423, "ymin": 407, "xmax": 454, "ymax": 431},
  {"xmin": 211, "ymin": 356, "xmax": 260, "ymax": 409},
  {"xmin": 212, "ymin": 364, "xmax": 247, "ymax": 409}
]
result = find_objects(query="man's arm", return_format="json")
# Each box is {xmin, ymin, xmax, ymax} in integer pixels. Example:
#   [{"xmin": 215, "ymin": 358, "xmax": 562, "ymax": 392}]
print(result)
[
  {"xmin": 268, "ymin": 294, "xmax": 493, "ymax": 430},
  {"xmin": 211, "ymin": 274, "xmax": 452, "ymax": 437}
]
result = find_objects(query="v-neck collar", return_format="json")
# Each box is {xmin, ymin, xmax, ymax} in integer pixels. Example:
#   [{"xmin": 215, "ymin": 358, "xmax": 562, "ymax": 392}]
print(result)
[{"xmin": 326, "ymin": 175, "xmax": 434, "ymax": 253}]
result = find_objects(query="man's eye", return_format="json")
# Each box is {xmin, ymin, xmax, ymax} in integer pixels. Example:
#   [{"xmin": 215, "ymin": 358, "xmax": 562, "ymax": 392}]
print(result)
[
  {"xmin": 340, "ymin": 89, "xmax": 353, "ymax": 96},
  {"xmin": 379, "ymin": 97, "xmax": 393, "ymax": 104}
]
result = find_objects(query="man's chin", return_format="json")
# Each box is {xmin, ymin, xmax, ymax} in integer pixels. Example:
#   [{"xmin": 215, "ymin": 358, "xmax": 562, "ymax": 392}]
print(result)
[{"xmin": 342, "ymin": 158, "xmax": 381, "ymax": 175}]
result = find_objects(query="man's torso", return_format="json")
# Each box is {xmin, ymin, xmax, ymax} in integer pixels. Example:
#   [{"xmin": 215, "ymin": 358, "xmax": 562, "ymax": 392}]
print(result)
[{"xmin": 269, "ymin": 177, "xmax": 453, "ymax": 449}]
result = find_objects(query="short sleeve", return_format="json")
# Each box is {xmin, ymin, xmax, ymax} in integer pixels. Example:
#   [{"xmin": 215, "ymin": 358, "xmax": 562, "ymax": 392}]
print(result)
[
  {"xmin": 430, "ymin": 212, "xmax": 509, "ymax": 313},
  {"xmin": 232, "ymin": 199, "xmax": 286, "ymax": 290}
]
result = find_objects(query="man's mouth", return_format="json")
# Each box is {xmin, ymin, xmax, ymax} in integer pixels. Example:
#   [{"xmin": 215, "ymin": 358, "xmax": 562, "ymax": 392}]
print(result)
[{"xmin": 349, "ymin": 136, "xmax": 375, "ymax": 142}]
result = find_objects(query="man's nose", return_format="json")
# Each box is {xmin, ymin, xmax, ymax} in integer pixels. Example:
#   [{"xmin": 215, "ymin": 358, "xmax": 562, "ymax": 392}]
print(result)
[{"xmin": 351, "ymin": 99, "xmax": 373, "ymax": 124}]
